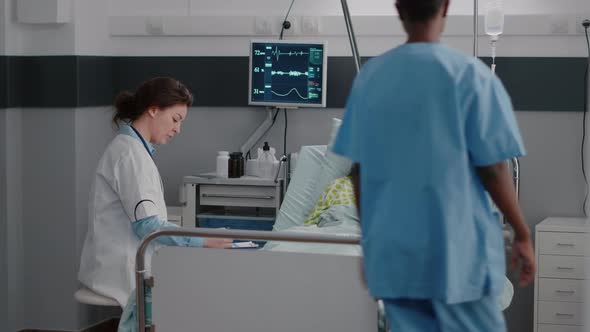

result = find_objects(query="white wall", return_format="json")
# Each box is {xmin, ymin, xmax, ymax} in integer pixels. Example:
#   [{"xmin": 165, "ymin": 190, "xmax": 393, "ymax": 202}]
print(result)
[
  {"xmin": 20, "ymin": 109, "xmax": 78, "ymax": 329},
  {"xmin": 4, "ymin": 109, "xmax": 24, "ymax": 332},
  {"xmin": 4, "ymin": 0, "xmax": 75, "ymax": 55},
  {"xmin": 112, "ymin": 0, "xmax": 590, "ymax": 16},
  {"xmin": 74, "ymin": 0, "xmax": 110, "ymax": 56},
  {"xmin": 0, "ymin": 109, "xmax": 7, "ymax": 332},
  {"xmin": 0, "ymin": 0, "xmax": 6, "ymax": 54},
  {"xmin": 1, "ymin": 0, "xmax": 588, "ymax": 56}
]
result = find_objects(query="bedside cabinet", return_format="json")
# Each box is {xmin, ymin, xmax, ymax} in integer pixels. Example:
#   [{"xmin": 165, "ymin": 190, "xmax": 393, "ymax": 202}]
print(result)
[
  {"xmin": 181, "ymin": 175, "xmax": 284, "ymax": 230},
  {"xmin": 534, "ymin": 217, "xmax": 589, "ymax": 332}
]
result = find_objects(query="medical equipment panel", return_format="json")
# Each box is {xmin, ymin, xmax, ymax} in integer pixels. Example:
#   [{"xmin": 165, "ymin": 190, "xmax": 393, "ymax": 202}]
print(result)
[
  {"xmin": 248, "ymin": 40, "xmax": 328, "ymax": 108},
  {"xmin": 182, "ymin": 175, "xmax": 284, "ymax": 228}
]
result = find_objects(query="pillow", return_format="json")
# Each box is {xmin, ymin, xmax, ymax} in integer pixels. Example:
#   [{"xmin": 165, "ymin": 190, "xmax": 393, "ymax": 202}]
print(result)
[
  {"xmin": 317, "ymin": 118, "xmax": 352, "ymax": 198},
  {"xmin": 273, "ymin": 118, "xmax": 353, "ymax": 231},
  {"xmin": 327, "ymin": 117, "xmax": 342, "ymax": 150},
  {"xmin": 273, "ymin": 145, "xmax": 328, "ymax": 231},
  {"xmin": 323, "ymin": 117, "xmax": 353, "ymax": 193}
]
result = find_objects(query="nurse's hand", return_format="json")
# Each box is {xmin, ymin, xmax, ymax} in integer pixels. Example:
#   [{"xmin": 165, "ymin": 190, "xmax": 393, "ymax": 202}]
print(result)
[
  {"xmin": 510, "ymin": 237, "xmax": 536, "ymax": 287},
  {"xmin": 204, "ymin": 238, "xmax": 233, "ymax": 249}
]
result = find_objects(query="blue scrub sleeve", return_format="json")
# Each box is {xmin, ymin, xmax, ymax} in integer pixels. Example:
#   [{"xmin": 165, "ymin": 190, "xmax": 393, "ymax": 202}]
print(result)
[
  {"xmin": 132, "ymin": 216, "xmax": 204, "ymax": 247},
  {"xmin": 463, "ymin": 64, "xmax": 526, "ymax": 166}
]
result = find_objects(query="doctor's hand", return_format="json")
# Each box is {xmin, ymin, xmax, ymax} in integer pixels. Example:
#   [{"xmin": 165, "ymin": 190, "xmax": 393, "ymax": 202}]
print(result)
[
  {"xmin": 203, "ymin": 238, "xmax": 233, "ymax": 249},
  {"xmin": 510, "ymin": 237, "xmax": 536, "ymax": 288}
]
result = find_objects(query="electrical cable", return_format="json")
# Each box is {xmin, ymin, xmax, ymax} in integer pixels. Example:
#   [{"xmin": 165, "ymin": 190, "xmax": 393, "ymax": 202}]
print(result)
[
  {"xmin": 279, "ymin": 0, "xmax": 295, "ymax": 40},
  {"xmin": 283, "ymin": 109, "xmax": 288, "ymax": 157},
  {"xmin": 582, "ymin": 22, "xmax": 590, "ymax": 216}
]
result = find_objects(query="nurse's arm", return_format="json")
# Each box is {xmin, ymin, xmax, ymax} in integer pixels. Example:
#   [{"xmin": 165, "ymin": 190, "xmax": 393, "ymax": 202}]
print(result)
[
  {"xmin": 351, "ymin": 163, "xmax": 361, "ymax": 218},
  {"xmin": 475, "ymin": 162, "xmax": 528, "ymax": 240},
  {"xmin": 133, "ymin": 215, "xmax": 205, "ymax": 247},
  {"xmin": 476, "ymin": 161, "xmax": 536, "ymax": 287}
]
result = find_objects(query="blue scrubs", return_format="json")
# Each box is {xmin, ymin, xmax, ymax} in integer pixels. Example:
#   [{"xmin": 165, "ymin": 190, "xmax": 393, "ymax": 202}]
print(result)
[
  {"xmin": 383, "ymin": 296, "xmax": 506, "ymax": 331},
  {"xmin": 332, "ymin": 42, "xmax": 524, "ymax": 330}
]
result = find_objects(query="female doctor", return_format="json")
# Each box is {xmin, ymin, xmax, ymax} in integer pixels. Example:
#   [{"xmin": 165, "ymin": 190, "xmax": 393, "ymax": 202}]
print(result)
[{"xmin": 78, "ymin": 77, "xmax": 232, "ymax": 331}]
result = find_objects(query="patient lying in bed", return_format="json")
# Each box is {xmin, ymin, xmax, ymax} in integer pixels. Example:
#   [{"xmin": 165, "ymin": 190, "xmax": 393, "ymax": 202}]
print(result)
[
  {"xmin": 304, "ymin": 176, "xmax": 358, "ymax": 226},
  {"xmin": 269, "ymin": 175, "xmax": 514, "ymax": 311}
]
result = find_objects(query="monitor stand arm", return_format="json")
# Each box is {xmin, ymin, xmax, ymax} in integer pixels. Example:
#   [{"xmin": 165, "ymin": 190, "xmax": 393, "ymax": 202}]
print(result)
[{"xmin": 239, "ymin": 108, "xmax": 275, "ymax": 156}]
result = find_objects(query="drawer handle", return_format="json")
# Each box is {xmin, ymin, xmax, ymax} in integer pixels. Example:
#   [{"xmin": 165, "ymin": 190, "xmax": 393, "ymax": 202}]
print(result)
[
  {"xmin": 556, "ymin": 266, "xmax": 575, "ymax": 271},
  {"xmin": 555, "ymin": 290, "xmax": 576, "ymax": 294},
  {"xmin": 202, "ymin": 194, "xmax": 274, "ymax": 200},
  {"xmin": 555, "ymin": 313, "xmax": 575, "ymax": 318},
  {"xmin": 556, "ymin": 243, "xmax": 576, "ymax": 247}
]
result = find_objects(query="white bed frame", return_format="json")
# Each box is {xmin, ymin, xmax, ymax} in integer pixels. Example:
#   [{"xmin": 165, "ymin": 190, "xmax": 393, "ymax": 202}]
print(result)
[{"xmin": 136, "ymin": 228, "xmax": 378, "ymax": 332}]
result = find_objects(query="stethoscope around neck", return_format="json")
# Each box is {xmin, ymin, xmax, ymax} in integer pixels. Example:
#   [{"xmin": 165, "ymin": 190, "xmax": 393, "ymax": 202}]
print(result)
[{"xmin": 129, "ymin": 125, "xmax": 153, "ymax": 159}]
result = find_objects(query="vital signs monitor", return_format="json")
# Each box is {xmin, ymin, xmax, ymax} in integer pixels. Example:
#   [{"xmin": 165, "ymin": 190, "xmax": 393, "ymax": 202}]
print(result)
[{"xmin": 248, "ymin": 40, "xmax": 327, "ymax": 108}]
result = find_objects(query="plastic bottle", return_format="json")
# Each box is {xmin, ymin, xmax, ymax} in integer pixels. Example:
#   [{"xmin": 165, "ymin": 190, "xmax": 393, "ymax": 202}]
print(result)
[
  {"xmin": 258, "ymin": 142, "xmax": 278, "ymax": 179},
  {"xmin": 228, "ymin": 152, "xmax": 244, "ymax": 178},
  {"xmin": 216, "ymin": 151, "xmax": 229, "ymax": 178},
  {"xmin": 485, "ymin": 0, "xmax": 504, "ymax": 37},
  {"xmin": 485, "ymin": 0, "xmax": 503, "ymax": 73}
]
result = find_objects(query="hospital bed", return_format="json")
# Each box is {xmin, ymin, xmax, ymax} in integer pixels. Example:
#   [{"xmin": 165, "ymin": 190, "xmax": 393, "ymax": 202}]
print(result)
[
  {"xmin": 136, "ymin": 128, "xmax": 516, "ymax": 331},
  {"xmin": 137, "ymin": 228, "xmax": 377, "ymax": 332},
  {"xmin": 136, "ymin": 135, "xmax": 381, "ymax": 331}
]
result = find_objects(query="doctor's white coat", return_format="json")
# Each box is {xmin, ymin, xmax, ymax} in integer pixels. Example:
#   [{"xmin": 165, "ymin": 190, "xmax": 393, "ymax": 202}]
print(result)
[{"xmin": 78, "ymin": 134, "xmax": 167, "ymax": 307}]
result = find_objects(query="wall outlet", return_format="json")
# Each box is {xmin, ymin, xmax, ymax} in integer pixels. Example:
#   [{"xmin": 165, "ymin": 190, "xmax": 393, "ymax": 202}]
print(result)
[
  {"xmin": 576, "ymin": 16, "xmax": 590, "ymax": 34},
  {"xmin": 254, "ymin": 17, "xmax": 273, "ymax": 35},
  {"xmin": 278, "ymin": 16, "xmax": 299, "ymax": 37},
  {"xmin": 146, "ymin": 17, "xmax": 164, "ymax": 35},
  {"xmin": 549, "ymin": 15, "xmax": 569, "ymax": 34},
  {"xmin": 255, "ymin": 16, "xmax": 300, "ymax": 37},
  {"xmin": 301, "ymin": 16, "xmax": 321, "ymax": 35}
]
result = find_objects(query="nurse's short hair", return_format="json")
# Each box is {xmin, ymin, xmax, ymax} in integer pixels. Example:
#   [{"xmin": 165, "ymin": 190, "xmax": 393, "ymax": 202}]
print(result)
[
  {"xmin": 113, "ymin": 77, "xmax": 193, "ymax": 128},
  {"xmin": 396, "ymin": 0, "xmax": 446, "ymax": 22}
]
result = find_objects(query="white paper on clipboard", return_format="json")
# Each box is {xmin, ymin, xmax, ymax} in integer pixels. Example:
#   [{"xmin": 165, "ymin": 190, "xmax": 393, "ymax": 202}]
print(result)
[{"xmin": 231, "ymin": 241, "xmax": 259, "ymax": 249}]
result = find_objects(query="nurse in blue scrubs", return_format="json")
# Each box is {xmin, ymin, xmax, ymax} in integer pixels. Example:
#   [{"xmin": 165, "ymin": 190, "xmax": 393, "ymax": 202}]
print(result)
[{"xmin": 332, "ymin": 1, "xmax": 536, "ymax": 330}]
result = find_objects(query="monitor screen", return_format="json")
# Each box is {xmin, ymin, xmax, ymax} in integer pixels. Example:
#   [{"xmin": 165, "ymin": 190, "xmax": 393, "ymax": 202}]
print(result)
[{"xmin": 249, "ymin": 40, "xmax": 327, "ymax": 108}]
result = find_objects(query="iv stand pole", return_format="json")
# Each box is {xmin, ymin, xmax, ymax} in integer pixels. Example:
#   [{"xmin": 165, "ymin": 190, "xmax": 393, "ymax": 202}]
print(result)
[
  {"xmin": 474, "ymin": 0, "xmax": 520, "ymax": 203},
  {"xmin": 341, "ymin": 0, "xmax": 361, "ymax": 74},
  {"xmin": 473, "ymin": 0, "xmax": 478, "ymax": 57}
]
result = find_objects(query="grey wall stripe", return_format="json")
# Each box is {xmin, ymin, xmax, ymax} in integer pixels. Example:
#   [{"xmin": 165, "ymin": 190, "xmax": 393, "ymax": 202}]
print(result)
[
  {"xmin": 481, "ymin": 57, "xmax": 587, "ymax": 112},
  {"xmin": 112, "ymin": 57, "xmax": 250, "ymax": 107},
  {"xmin": 0, "ymin": 58, "xmax": 6, "ymax": 108},
  {"xmin": 0, "ymin": 56, "xmax": 586, "ymax": 111},
  {"xmin": 8, "ymin": 56, "xmax": 78, "ymax": 108},
  {"xmin": 77, "ymin": 56, "xmax": 116, "ymax": 107}
]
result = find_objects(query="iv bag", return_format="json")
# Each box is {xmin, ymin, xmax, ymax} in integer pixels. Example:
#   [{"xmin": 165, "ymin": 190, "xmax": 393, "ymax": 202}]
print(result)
[{"xmin": 485, "ymin": 0, "xmax": 504, "ymax": 36}]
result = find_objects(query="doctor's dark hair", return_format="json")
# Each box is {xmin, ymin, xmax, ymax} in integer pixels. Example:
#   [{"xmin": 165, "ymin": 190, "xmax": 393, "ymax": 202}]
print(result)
[
  {"xmin": 396, "ymin": 0, "xmax": 446, "ymax": 22},
  {"xmin": 112, "ymin": 77, "xmax": 193, "ymax": 128}
]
